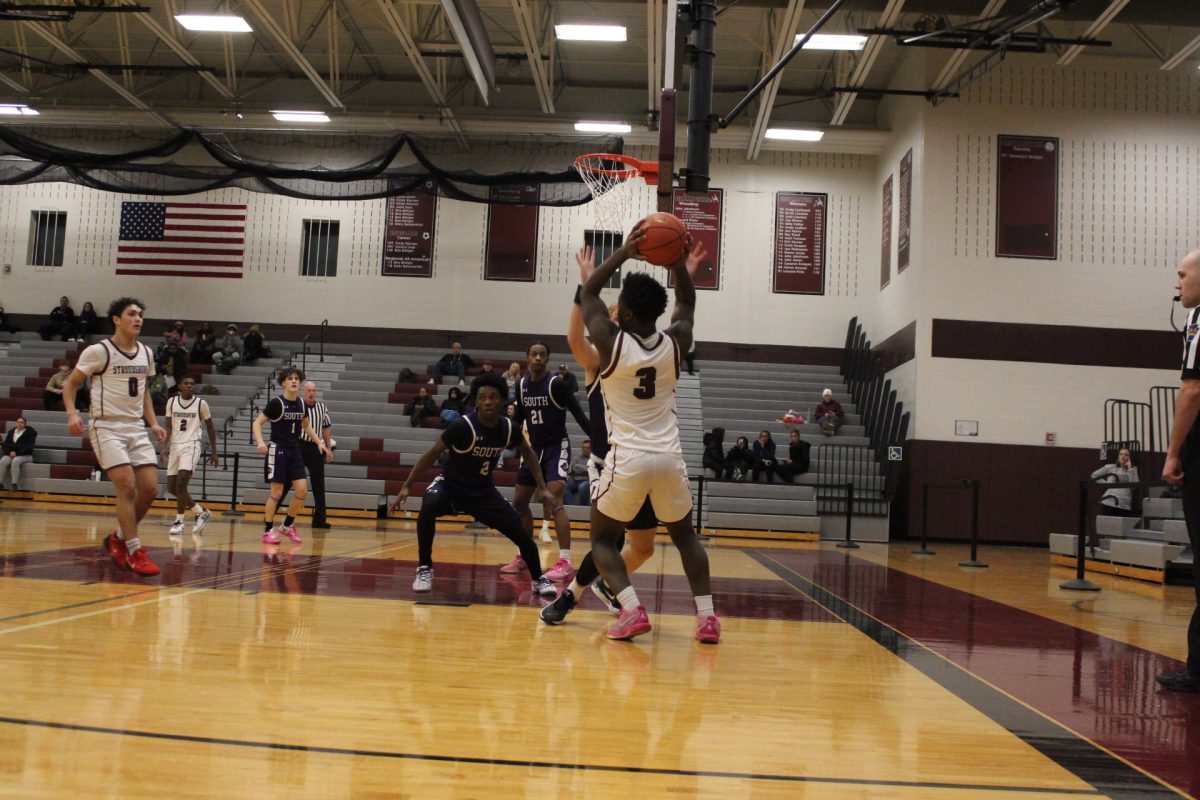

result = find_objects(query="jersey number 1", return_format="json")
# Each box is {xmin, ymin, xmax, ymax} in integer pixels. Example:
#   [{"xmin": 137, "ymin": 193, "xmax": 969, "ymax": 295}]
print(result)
[{"xmin": 633, "ymin": 367, "xmax": 657, "ymax": 400}]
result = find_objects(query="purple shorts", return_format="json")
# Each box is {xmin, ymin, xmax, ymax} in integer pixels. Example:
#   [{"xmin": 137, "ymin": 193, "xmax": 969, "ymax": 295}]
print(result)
[
  {"xmin": 516, "ymin": 437, "xmax": 570, "ymax": 487},
  {"xmin": 265, "ymin": 443, "xmax": 306, "ymax": 485}
]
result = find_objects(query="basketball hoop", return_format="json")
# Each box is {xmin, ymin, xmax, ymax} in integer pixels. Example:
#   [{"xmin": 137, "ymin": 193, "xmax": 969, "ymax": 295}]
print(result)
[{"xmin": 574, "ymin": 153, "xmax": 659, "ymax": 231}]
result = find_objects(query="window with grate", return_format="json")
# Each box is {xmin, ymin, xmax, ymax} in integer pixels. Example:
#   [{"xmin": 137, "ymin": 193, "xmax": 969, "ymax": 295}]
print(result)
[
  {"xmin": 28, "ymin": 210, "xmax": 66, "ymax": 267},
  {"xmin": 301, "ymin": 219, "xmax": 339, "ymax": 277},
  {"xmin": 584, "ymin": 229, "xmax": 623, "ymax": 289}
]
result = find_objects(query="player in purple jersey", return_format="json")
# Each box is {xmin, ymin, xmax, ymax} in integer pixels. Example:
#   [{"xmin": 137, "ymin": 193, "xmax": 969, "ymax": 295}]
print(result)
[
  {"xmin": 253, "ymin": 368, "xmax": 329, "ymax": 546},
  {"xmin": 389, "ymin": 372, "xmax": 558, "ymax": 597},
  {"xmin": 502, "ymin": 341, "xmax": 591, "ymax": 582}
]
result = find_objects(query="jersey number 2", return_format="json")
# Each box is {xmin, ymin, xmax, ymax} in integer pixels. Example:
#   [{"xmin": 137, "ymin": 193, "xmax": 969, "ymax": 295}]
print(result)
[{"xmin": 633, "ymin": 367, "xmax": 657, "ymax": 400}]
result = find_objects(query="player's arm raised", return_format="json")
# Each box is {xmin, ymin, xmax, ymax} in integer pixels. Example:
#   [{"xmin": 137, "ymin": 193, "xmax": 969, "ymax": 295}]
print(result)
[
  {"xmin": 667, "ymin": 237, "xmax": 705, "ymax": 356},
  {"xmin": 581, "ymin": 226, "xmax": 645, "ymax": 366},
  {"xmin": 389, "ymin": 439, "xmax": 447, "ymax": 514},
  {"xmin": 568, "ymin": 246, "xmax": 602, "ymax": 376}
]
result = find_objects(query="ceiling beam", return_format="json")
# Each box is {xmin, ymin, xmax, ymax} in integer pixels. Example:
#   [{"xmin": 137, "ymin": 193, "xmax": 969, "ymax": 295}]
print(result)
[
  {"xmin": 240, "ymin": 0, "xmax": 345, "ymax": 109},
  {"xmin": 328, "ymin": 0, "xmax": 341, "ymax": 96},
  {"xmin": 830, "ymin": 0, "xmax": 904, "ymax": 126},
  {"xmin": 746, "ymin": 0, "xmax": 805, "ymax": 161},
  {"xmin": 0, "ymin": 71, "xmax": 29, "ymax": 94},
  {"xmin": 336, "ymin": 2, "xmax": 385, "ymax": 78},
  {"xmin": 374, "ymin": 0, "xmax": 465, "ymax": 142},
  {"xmin": 933, "ymin": 0, "xmax": 1007, "ymax": 90},
  {"xmin": 124, "ymin": 2, "xmax": 235, "ymax": 99},
  {"xmin": 13, "ymin": 23, "xmax": 32, "ymax": 89},
  {"xmin": 511, "ymin": 0, "xmax": 553, "ymax": 113},
  {"xmin": 1161, "ymin": 32, "xmax": 1200, "ymax": 71},
  {"xmin": 1056, "ymin": 0, "xmax": 1130, "ymax": 66}
]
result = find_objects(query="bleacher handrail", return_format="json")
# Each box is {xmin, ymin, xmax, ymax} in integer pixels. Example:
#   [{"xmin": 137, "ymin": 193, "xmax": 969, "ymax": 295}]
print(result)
[
  {"xmin": 839, "ymin": 318, "xmax": 908, "ymax": 503},
  {"xmin": 1148, "ymin": 385, "xmax": 1176, "ymax": 454},
  {"xmin": 320, "ymin": 320, "xmax": 329, "ymax": 363}
]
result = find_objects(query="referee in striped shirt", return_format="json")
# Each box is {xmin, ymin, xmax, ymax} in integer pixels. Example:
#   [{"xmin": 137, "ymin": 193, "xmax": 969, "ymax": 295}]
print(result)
[{"xmin": 301, "ymin": 381, "xmax": 334, "ymax": 529}]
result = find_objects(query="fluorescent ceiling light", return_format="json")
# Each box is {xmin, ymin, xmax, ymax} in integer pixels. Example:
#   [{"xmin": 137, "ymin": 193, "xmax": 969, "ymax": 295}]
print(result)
[
  {"xmin": 175, "ymin": 14, "xmax": 253, "ymax": 33},
  {"xmin": 575, "ymin": 121, "xmax": 632, "ymax": 133},
  {"xmin": 556, "ymin": 25, "xmax": 627, "ymax": 42},
  {"xmin": 0, "ymin": 104, "xmax": 38, "ymax": 116},
  {"xmin": 764, "ymin": 128, "xmax": 824, "ymax": 142},
  {"xmin": 272, "ymin": 110, "xmax": 331, "ymax": 123},
  {"xmin": 796, "ymin": 33, "xmax": 868, "ymax": 51}
]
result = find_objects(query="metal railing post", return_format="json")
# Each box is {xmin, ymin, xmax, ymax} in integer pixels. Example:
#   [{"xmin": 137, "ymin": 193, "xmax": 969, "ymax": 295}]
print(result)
[
  {"xmin": 1061, "ymin": 479, "xmax": 1101, "ymax": 591},
  {"xmin": 836, "ymin": 481, "xmax": 859, "ymax": 549},
  {"xmin": 913, "ymin": 482, "xmax": 936, "ymax": 555},
  {"xmin": 225, "ymin": 451, "xmax": 245, "ymax": 517},
  {"xmin": 958, "ymin": 479, "xmax": 988, "ymax": 568}
]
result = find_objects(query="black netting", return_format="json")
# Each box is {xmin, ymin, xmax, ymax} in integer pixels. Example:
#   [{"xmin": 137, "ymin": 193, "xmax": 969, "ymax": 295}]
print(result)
[{"xmin": 0, "ymin": 127, "xmax": 628, "ymax": 205}]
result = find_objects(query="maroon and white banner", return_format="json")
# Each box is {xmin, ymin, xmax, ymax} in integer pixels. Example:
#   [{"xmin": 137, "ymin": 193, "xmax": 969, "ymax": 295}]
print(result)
[
  {"xmin": 881, "ymin": 175, "xmax": 893, "ymax": 289},
  {"xmin": 670, "ymin": 188, "xmax": 722, "ymax": 290},
  {"xmin": 898, "ymin": 149, "xmax": 912, "ymax": 272},
  {"xmin": 485, "ymin": 184, "xmax": 539, "ymax": 281},
  {"xmin": 996, "ymin": 135, "xmax": 1059, "ymax": 260},
  {"xmin": 117, "ymin": 202, "xmax": 246, "ymax": 279},
  {"xmin": 382, "ymin": 179, "xmax": 437, "ymax": 277},
  {"xmin": 773, "ymin": 192, "xmax": 826, "ymax": 295}
]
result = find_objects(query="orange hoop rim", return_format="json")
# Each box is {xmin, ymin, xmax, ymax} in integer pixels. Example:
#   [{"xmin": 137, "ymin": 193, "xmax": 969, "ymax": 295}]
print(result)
[{"xmin": 574, "ymin": 153, "xmax": 659, "ymax": 186}]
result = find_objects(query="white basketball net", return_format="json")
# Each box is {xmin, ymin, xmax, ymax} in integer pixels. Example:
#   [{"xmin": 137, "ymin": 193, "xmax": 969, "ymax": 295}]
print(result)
[{"xmin": 575, "ymin": 156, "xmax": 644, "ymax": 232}]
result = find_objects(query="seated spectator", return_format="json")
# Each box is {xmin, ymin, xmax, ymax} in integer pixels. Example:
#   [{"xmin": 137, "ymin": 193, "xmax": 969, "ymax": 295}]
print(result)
[
  {"xmin": 43, "ymin": 363, "xmax": 70, "ymax": 410},
  {"xmin": 163, "ymin": 320, "xmax": 189, "ymax": 350},
  {"xmin": 76, "ymin": 302, "xmax": 100, "ymax": 341},
  {"xmin": 243, "ymin": 324, "xmax": 272, "ymax": 365},
  {"xmin": 149, "ymin": 372, "xmax": 170, "ymax": 405},
  {"xmin": 0, "ymin": 417, "xmax": 36, "ymax": 491},
  {"xmin": 0, "ymin": 306, "xmax": 19, "ymax": 334},
  {"xmin": 156, "ymin": 341, "xmax": 189, "ymax": 390},
  {"xmin": 429, "ymin": 341, "xmax": 475, "ymax": 388},
  {"xmin": 556, "ymin": 363, "xmax": 579, "ymax": 395},
  {"xmin": 405, "ymin": 386, "xmax": 440, "ymax": 428},
  {"xmin": 702, "ymin": 427, "xmax": 727, "ymax": 479},
  {"xmin": 439, "ymin": 386, "xmax": 466, "ymax": 426},
  {"xmin": 564, "ymin": 439, "xmax": 592, "ymax": 505},
  {"xmin": 500, "ymin": 403, "xmax": 519, "ymax": 460},
  {"xmin": 1092, "ymin": 447, "xmax": 1139, "ymax": 517},
  {"xmin": 751, "ymin": 430, "xmax": 778, "ymax": 483},
  {"xmin": 504, "ymin": 362, "xmax": 521, "ymax": 402},
  {"xmin": 213, "ymin": 324, "xmax": 242, "ymax": 374},
  {"xmin": 725, "ymin": 436, "xmax": 755, "ymax": 482},
  {"xmin": 191, "ymin": 322, "xmax": 216, "ymax": 364},
  {"xmin": 38, "ymin": 296, "xmax": 75, "ymax": 341},
  {"xmin": 778, "ymin": 429, "xmax": 811, "ymax": 483},
  {"xmin": 813, "ymin": 388, "xmax": 845, "ymax": 436}
]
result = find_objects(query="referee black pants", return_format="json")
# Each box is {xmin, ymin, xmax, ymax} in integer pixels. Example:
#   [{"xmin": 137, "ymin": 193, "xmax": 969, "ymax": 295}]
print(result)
[
  {"xmin": 1181, "ymin": 467, "xmax": 1200, "ymax": 675},
  {"xmin": 301, "ymin": 442, "xmax": 327, "ymax": 524}
]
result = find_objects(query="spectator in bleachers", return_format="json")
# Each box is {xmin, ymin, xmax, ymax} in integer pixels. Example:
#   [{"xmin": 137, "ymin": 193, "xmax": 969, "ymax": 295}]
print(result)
[
  {"xmin": 702, "ymin": 427, "xmax": 727, "ymax": 479},
  {"xmin": 0, "ymin": 417, "xmax": 36, "ymax": 491},
  {"xmin": 439, "ymin": 386, "xmax": 466, "ymax": 426},
  {"xmin": 76, "ymin": 302, "xmax": 100, "ymax": 341},
  {"xmin": 1092, "ymin": 447, "xmax": 1139, "ymax": 517},
  {"xmin": 503, "ymin": 362, "xmax": 521, "ymax": 402},
  {"xmin": 429, "ymin": 342, "xmax": 475, "ymax": 388},
  {"xmin": 156, "ymin": 341, "xmax": 189, "ymax": 390},
  {"xmin": 191, "ymin": 322, "xmax": 216, "ymax": 364},
  {"xmin": 43, "ymin": 363, "xmax": 69, "ymax": 410},
  {"xmin": 243, "ymin": 324, "xmax": 272, "ymax": 365},
  {"xmin": 564, "ymin": 439, "xmax": 592, "ymax": 505},
  {"xmin": 162, "ymin": 320, "xmax": 188, "ymax": 350},
  {"xmin": 405, "ymin": 386, "xmax": 440, "ymax": 427},
  {"xmin": 556, "ymin": 363, "xmax": 580, "ymax": 395},
  {"xmin": 813, "ymin": 388, "xmax": 845, "ymax": 436},
  {"xmin": 37, "ymin": 296, "xmax": 75, "ymax": 341},
  {"xmin": 778, "ymin": 429, "xmax": 812, "ymax": 483},
  {"xmin": 501, "ymin": 403, "xmax": 519, "ymax": 460},
  {"xmin": 0, "ymin": 306, "xmax": 19, "ymax": 334},
  {"xmin": 213, "ymin": 324, "xmax": 242, "ymax": 374},
  {"xmin": 725, "ymin": 436, "xmax": 755, "ymax": 482},
  {"xmin": 751, "ymin": 430, "xmax": 778, "ymax": 483}
]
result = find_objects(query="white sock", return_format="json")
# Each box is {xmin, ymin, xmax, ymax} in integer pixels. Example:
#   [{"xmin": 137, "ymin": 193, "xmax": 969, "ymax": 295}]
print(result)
[
  {"xmin": 559, "ymin": 549, "xmax": 571, "ymax": 563},
  {"xmin": 192, "ymin": 504, "xmax": 204, "ymax": 515},
  {"xmin": 695, "ymin": 595, "xmax": 714, "ymax": 617},
  {"xmin": 174, "ymin": 514, "xmax": 184, "ymax": 523},
  {"xmin": 568, "ymin": 579, "xmax": 584, "ymax": 600},
  {"xmin": 616, "ymin": 586, "xmax": 640, "ymax": 611},
  {"xmin": 115, "ymin": 526, "xmax": 124, "ymax": 540},
  {"xmin": 125, "ymin": 537, "xmax": 141, "ymax": 554}
]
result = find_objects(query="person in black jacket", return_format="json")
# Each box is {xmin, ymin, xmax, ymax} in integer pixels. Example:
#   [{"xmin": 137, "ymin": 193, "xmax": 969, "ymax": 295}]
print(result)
[
  {"xmin": 778, "ymin": 428, "xmax": 811, "ymax": 483},
  {"xmin": 0, "ymin": 417, "xmax": 37, "ymax": 491},
  {"xmin": 725, "ymin": 436, "xmax": 755, "ymax": 481},
  {"xmin": 76, "ymin": 301, "xmax": 100, "ymax": 341},
  {"xmin": 405, "ymin": 386, "xmax": 440, "ymax": 427},
  {"xmin": 37, "ymin": 296, "xmax": 75, "ymax": 341},
  {"xmin": 429, "ymin": 342, "xmax": 476, "ymax": 387},
  {"xmin": 751, "ymin": 430, "xmax": 778, "ymax": 483},
  {"xmin": 702, "ymin": 427, "xmax": 727, "ymax": 479},
  {"xmin": 439, "ymin": 386, "xmax": 467, "ymax": 426}
]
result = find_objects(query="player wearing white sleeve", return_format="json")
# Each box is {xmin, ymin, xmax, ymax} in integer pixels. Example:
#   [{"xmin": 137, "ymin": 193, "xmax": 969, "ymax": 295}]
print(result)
[
  {"xmin": 580, "ymin": 224, "xmax": 719, "ymax": 644},
  {"xmin": 63, "ymin": 298, "xmax": 167, "ymax": 577},
  {"xmin": 165, "ymin": 375, "xmax": 219, "ymax": 537}
]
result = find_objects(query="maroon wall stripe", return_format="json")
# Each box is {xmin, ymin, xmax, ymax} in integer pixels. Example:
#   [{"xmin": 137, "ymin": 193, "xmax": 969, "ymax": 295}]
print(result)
[
  {"xmin": 873, "ymin": 320, "xmax": 916, "ymax": 372},
  {"xmin": 932, "ymin": 318, "xmax": 1179, "ymax": 370}
]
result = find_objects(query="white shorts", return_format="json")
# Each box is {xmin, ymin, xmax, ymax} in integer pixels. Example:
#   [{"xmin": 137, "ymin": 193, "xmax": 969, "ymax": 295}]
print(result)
[
  {"xmin": 89, "ymin": 421, "xmax": 158, "ymax": 471},
  {"xmin": 594, "ymin": 446, "xmax": 692, "ymax": 524},
  {"xmin": 167, "ymin": 441, "xmax": 203, "ymax": 476}
]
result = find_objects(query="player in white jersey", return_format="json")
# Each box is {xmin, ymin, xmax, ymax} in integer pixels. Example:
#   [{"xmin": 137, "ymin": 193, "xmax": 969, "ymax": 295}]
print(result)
[
  {"xmin": 164, "ymin": 375, "xmax": 218, "ymax": 537},
  {"xmin": 62, "ymin": 298, "xmax": 167, "ymax": 577},
  {"xmin": 580, "ymin": 225, "xmax": 719, "ymax": 644}
]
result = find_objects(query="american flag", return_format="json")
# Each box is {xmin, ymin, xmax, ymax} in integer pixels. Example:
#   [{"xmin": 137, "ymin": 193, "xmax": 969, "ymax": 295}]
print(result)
[{"xmin": 117, "ymin": 201, "xmax": 246, "ymax": 279}]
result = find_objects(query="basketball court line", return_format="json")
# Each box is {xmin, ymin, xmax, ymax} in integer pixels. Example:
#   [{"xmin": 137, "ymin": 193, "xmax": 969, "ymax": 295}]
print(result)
[
  {"xmin": 748, "ymin": 549, "xmax": 1184, "ymax": 800},
  {"xmin": 0, "ymin": 714, "xmax": 1106, "ymax": 796}
]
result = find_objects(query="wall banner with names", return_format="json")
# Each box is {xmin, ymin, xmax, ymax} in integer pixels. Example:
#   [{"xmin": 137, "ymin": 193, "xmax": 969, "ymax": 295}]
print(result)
[
  {"xmin": 485, "ymin": 184, "xmax": 539, "ymax": 281},
  {"xmin": 898, "ymin": 149, "xmax": 912, "ymax": 272},
  {"xmin": 772, "ymin": 192, "xmax": 827, "ymax": 295},
  {"xmin": 670, "ymin": 188, "xmax": 722, "ymax": 290},
  {"xmin": 382, "ymin": 179, "xmax": 437, "ymax": 277},
  {"xmin": 996, "ymin": 134, "xmax": 1059, "ymax": 260},
  {"xmin": 881, "ymin": 174, "xmax": 893, "ymax": 289}
]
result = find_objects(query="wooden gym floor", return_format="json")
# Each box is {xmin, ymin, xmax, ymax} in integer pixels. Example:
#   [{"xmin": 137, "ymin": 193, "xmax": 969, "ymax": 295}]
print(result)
[{"xmin": 0, "ymin": 502, "xmax": 1196, "ymax": 799}]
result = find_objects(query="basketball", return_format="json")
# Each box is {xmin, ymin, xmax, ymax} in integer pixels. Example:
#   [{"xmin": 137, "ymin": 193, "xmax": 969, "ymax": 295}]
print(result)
[{"xmin": 635, "ymin": 212, "xmax": 688, "ymax": 266}]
